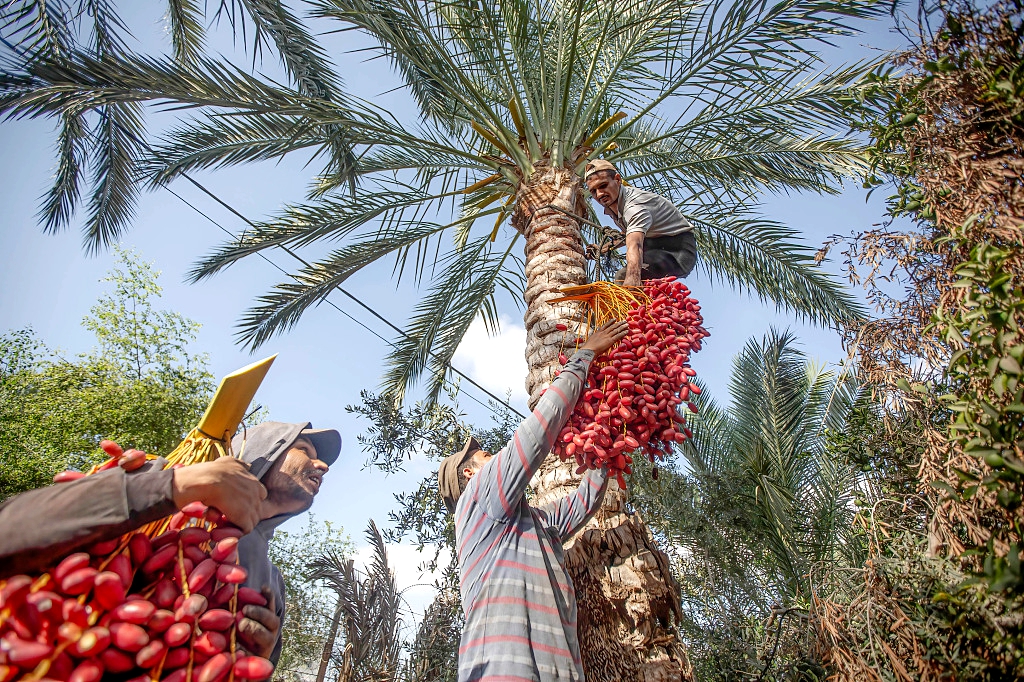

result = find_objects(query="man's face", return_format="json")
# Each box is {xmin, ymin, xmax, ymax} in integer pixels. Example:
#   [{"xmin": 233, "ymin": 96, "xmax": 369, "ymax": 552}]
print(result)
[
  {"xmin": 462, "ymin": 450, "xmax": 493, "ymax": 481},
  {"xmin": 585, "ymin": 172, "xmax": 622, "ymax": 212},
  {"xmin": 262, "ymin": 437, "xmax": 329, "ymax": 516}
]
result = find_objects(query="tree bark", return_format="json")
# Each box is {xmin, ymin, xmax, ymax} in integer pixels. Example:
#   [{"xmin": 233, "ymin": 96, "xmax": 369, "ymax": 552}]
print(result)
[
  {"xmin": 316, "ymin": 599, "xmax": 343, "ymax": 682},
  {"xmin": 518, "ymin": 164, "xmax": 693, "ymax": 682},
  {"xmin": 516, "ymin": 163, "xmax": 590, "ymax": 403}
]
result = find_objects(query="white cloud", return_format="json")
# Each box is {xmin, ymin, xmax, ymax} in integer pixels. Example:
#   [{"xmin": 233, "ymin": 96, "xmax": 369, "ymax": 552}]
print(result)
[
  {"xmin": 452, "ymin": 314, "xmax": 529, "ymax": 409},
  {"xmin": 352, "ymin": 543, "xmax": 453, "ymax": 621}
]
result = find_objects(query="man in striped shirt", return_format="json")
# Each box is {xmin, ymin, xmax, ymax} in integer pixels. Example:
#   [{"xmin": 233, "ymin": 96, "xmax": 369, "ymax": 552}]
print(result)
[{"xmin": 438, "ymin": 321, "xmax": 629, "ymax": 682}]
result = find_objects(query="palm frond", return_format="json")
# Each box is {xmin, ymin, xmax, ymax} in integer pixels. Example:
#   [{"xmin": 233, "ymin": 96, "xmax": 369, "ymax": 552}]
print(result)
[
  {"xmin": 232, "ymin": 222, "xmax": 453, "ymax": 350},
  {"xmin": 82, "ymin": 101, "xmax": 145, "ymax": 252},
  {"xmin": 382, "ymin": 234, "xmax": 521, "ymax": 403},
  {"xmin": 82, "ymin": 0, "xmax": 132, "ymax": 58},
  {"xmin": 237, "ymin": 0, "xmax": 343, "ymax": 102},
  {"xmin": 307, "ymin": 521, "xmax": 403, "ymax": 682},
  {"xmin": 692, "ymin": 210, "xmax": 866, "ymax": 327},
  {"xmin": 165, "ymin": 0, "xmax": 206, "ymax": 67},
  {"xmin": 188, "ymin": 182, "xmax": 465, "ymax": 281},
  {"xmin": 1, "ymin": 0, "xmax": 74, "ymax": 59},
  {"xmin": 0, "ymin": 52, "xmax": 333, "ymax": 120},
  {"xmin": 144, "ymin": 112, "xmax": 327, "ymax": 186},
  {"xmin": 38, "ymin": 111, "xmax": 88, "ymax": 232},
  {"xmin": 311, "ymin": 0, "xmax": 460, "ymax": 128}
]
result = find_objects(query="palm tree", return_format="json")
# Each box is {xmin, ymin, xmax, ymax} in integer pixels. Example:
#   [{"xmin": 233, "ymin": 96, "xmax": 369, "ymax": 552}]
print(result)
[
  {"xmin": 0, "ymin": 0, "xmax": 882, "ymax": 403},
  {"xmin": 632, "ymin": 328, "xmax": 862, "ymax": 675},
  {"xmin": 2, "ymin": 1, "xmax": 886, "ymax": 678},
  {"xmin": 684, "ymin": 328, "xmax": 861, "ymax": 598},
  {"xmin": 307, "ymin": 521, "xmax": 405, "ymax": 682}
]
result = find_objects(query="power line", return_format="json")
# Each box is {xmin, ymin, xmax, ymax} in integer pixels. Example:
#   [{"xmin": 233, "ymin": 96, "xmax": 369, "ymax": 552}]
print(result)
[
  {"xmin": 165, "ymin": 177, "xmax": 525, "ymax": 420},
  {"xmin": 163, "ymin": 184, "xmax": 502, "ymax": 419},
  {"xmin": 0, "ymin": 25, "xmax": 525, "ymax": 421}
]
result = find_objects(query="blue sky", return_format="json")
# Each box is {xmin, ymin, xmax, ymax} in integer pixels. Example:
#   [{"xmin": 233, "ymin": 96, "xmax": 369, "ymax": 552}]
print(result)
[{"xmin": 0, "ymin": 3, "xmax": 909, "ymax": 615}]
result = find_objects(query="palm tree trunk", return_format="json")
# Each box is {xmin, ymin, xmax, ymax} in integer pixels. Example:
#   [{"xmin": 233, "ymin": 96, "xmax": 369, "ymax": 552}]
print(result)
[
  {"xmin": 519, "ymin": 165, "xmax": 693, "ymax": 682},
  {"xmin": 517, "ymin": 164, "xmax": 589, "ymax": 402},
  {"xmin": 316, "ymin": 599, "xmax": 343, "ymax": 682}
]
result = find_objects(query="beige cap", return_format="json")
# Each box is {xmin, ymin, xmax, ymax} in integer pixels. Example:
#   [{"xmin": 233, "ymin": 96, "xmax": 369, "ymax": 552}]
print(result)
[
  {"xmin": 584, "ymin": 159, "xmax": 618, "ymax": 179},
  {"xmin": 438, "ymin": 436, "xmax": 483, "ymax": 514}
]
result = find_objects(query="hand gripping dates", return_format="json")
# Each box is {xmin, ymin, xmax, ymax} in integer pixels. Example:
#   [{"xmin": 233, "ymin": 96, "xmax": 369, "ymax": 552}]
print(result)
[
  {"xmin": 550, "ymin": 277, "xmax": 709, "ymax": 488},
  {"xmin": 0, "ymin": 440, "xmax": 275, "ymax": 682}
]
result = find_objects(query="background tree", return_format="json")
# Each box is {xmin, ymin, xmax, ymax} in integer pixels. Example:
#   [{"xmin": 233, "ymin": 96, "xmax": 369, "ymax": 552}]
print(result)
[
  {"xmin": 0, "ymin": 246, "xmax": 214, "ymax": 499},
  {"xmin": 629, "ymin": 328, "xmax": 862, "ymax": 680},
  {"xmin": 268, "ymin": 514, "xmax": 356, "ymax": 682},
  {"xmin": 807, "ymin": 1, "xmax": 1024, "ymax": 678}
]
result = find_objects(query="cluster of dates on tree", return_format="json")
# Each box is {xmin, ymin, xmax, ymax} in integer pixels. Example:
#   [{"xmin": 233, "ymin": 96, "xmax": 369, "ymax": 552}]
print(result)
[
  {"xmin": 552, "ymin": 277, "xmax": 709, "ymax": 488},
  {"xmin": 0, "ymin": 441, "xmax": 274, "ymax": 682}
]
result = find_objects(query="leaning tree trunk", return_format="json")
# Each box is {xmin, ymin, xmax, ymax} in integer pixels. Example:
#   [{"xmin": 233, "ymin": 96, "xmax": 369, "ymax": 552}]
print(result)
[{"xmin": 514, "ymin": 164, "xmax": 693, "ymax": 682}]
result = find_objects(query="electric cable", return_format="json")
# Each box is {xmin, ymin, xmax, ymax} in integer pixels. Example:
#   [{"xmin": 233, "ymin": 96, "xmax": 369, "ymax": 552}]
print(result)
[{"xmin": 163, "ymin": 182, "xmax": 523, "ymax": 421}]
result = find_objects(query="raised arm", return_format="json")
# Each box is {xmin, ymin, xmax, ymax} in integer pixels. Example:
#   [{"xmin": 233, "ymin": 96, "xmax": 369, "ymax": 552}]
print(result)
[
  {"xmin": 469, "ymin": 321, "xmax": 629, "ymax": 521},
  {"xmin": 0, "ymin": 457, "xmax": 266, "ymax": 579},
  {"xmin": 0, "ymin": 464, "xmax": 177, "ymax": 578},
  {"xmin": 469, "ymin": 350, "xmax": 593, "ymax": 520},
  {"xmin": 537, "ymin": 467, "xmax": 610, "ymax": 541}
]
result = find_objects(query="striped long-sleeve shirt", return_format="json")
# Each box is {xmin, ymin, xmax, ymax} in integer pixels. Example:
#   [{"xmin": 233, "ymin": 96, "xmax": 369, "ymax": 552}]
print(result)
[{"xmin": 455, "ymin": 349, "xmax": 610, "ymax": 682}]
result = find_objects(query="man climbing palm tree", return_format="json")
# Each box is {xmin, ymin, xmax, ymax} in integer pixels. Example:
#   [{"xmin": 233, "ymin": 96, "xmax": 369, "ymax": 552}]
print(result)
[
  {"xmin": 438, "ymin": 321, "xmax": 629, "ymax": 681},
  {"xmin": 584, "ymin": 160, "xmax": 697, "ymax": 287}
]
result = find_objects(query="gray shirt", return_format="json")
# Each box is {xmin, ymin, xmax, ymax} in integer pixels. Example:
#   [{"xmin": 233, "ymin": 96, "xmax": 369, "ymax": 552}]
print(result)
[{"xmin": 604, "ymin": 184, "xmax": 692, "ymax": 238}]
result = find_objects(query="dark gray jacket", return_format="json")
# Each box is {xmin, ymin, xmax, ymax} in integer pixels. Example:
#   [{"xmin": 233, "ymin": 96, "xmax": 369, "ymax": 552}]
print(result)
[
  {"xmin": 0, "ymin": 461, "xmax": 177, "ymax": 577},
  {"xmin": 233, "ymin": 421, "xmax": 316, "ymax": 665}
]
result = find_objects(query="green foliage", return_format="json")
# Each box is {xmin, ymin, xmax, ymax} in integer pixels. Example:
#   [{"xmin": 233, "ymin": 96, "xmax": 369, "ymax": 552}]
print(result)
[
  {"xmin": 0, "ymin": 0, "xmax": 350, "ymax": 246},
  {"xmin": 629, "ymin": 328, "xmax": 862, "ymax": 681},
  {"xmin": 346, "ymin": 390, "xmax": 518, "ymax": 565},
  {"xmin": 932, "ymin": 237, "xmax": 1024, "ymax": 592},
  {"xmin": 0, "ymin": 246, "xmax": 213, "ymax": 500},
  {"xmin": 267, "ymin": 513, "xmax": 355, "ymax": 682},
  {"xmin": 812, "ymin": 3, "xmax": 1024, "ymax": 678}
]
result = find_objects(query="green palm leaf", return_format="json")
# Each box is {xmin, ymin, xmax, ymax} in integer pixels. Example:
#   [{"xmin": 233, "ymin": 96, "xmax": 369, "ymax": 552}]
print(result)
[
  {"xmin": 383, "ymin": 235, "xmax": 522, "ymax": 403},
  {"xmin": 0, "ymin": 0, "xmax": 893, "ymax": 401},
  {"xmin": 166, "ymin": 0, "xmax": 207, "ymax": 67},
  {"xmin": 691, "ymin": 210, "xmax": 865, "ymax": 327}
]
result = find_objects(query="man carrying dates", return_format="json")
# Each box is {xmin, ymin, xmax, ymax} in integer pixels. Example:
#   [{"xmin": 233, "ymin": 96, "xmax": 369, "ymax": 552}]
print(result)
[{"xmin": 0, "ymin": 420, "xmax": 340, "ymax": 667}]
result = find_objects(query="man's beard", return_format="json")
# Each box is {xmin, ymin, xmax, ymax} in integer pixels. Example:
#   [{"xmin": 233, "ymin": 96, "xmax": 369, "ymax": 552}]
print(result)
[{"xmin": 265, "ymin": 471, "xmax": 315, "ymax": 513}]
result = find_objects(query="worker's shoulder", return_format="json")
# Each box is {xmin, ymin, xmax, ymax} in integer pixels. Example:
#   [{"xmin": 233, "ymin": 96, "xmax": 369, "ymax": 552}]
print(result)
[{"xmin": 621, "ymin": 184, "xmax": 677, "ymax": 213}]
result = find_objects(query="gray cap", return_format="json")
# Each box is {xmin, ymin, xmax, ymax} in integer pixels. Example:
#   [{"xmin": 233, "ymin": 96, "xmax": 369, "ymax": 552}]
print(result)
[{"xmin": 232, "ymin": 421, "xmax": 341, "ymax": 481}]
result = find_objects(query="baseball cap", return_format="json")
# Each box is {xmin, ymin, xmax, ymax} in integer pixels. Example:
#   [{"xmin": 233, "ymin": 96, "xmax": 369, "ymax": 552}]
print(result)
[
  {"xmin": 438, "ymin": 436, "xmax": 482, "ymax": 514},
  {"xmin": 584, "ymin": 158, "xmax": 618, "ymax": 178}
]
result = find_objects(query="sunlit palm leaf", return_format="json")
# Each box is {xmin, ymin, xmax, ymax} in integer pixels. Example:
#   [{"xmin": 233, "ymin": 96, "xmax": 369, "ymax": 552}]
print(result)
[
  {"xmin": 166, "ymin": 0, "xmax": 206, "ymax": 67},
  {"xmin": 1, "ymin": 1, "xmax": 73, "ymax": 59},
  {"xmin": 145, "ymin": 112, "xmax": 328, "ymax": 185},
  {"xmin": 39, "ymin": 111, "xmax": 88, "ymax": 232},
  {"xmin": 383, "ymin": 235, "xmax": 521, "ymax": 403},
  {"xmin": 691, "ymin": 211, "xmax": 865, "ymax": 327},
  {"xmin": 233, "ymin": 222, "xmax": 456, "ymax": 350},
  {"xmin": 83, "ymin": 102, "xmax": 146, "ymax": 251}
]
